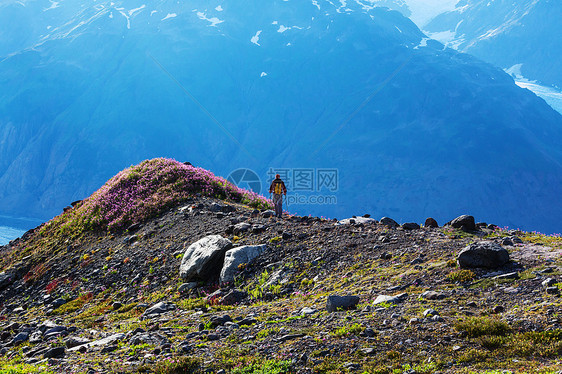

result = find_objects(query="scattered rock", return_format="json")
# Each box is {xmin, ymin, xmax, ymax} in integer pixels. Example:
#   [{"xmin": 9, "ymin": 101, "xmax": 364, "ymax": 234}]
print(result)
[
  {"xmin": 142, "ymin": 302, "xmax": 176, "ymax": 319},
  {"xmin": 233, "ymin": 223, "xmax": 252, "ymax": 234},
  {"xmin": 424, "ymin": 218, "xmax": 439, "ymax": 228},
  {"xmin": 326, "ymin": 295, "xmax": 360, "ymax": 312},
  {"xmin": 450, "ymin": 215, "xmax": 476, "ymax": 231},
  {"xmin": 380, "ymin": 217, "xmax": 399, "ymax": 228},
  {"xmin": 457, "ymin": 241, "xmax": 510, "ymax": 269},
  {"xmin": 179, "ymin": 235, "xmax": 233, "ymax": 281},
  {"xmin": 220, "ymin": 289, "xmax": 248, "ymax": 305},
  {"xmin": 401, "ymin": 222, "xmax": 420, "ymax": 230},
  {"xmin": 220, "ymin": 245, "xmax": 267, "ymax": 283},
  {"xmin": 373, "ymin": 293, "xmax": 408, "ymax": 305},
  {"xmin": 337, "ymin": 217, "xmax": 377, "ymax": 225},
  {"xmin": 261, "ymin": 210, "xmax": 275, "ymax": 218},
  {"xmin": 43, "ymin": 346, "xmax": 65, "ymax": 359},
  {"xmin": 546, "ymin": 287, "xmax": 560, "ymax": 295},
  {"xmin": 420, "ymin": 291, "xmax": 446, "ymax": 300}
]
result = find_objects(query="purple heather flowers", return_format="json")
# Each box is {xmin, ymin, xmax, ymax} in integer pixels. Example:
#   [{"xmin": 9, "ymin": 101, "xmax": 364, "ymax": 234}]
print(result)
[{"xmin": 52, "ymin": 158, "xmax": 271, "ymax": 232}]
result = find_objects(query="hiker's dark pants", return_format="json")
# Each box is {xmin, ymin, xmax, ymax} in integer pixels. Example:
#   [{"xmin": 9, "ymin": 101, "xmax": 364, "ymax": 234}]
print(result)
[{"xmin": 273, "ymin": 193, "xmax": 283, "ymax": 217}]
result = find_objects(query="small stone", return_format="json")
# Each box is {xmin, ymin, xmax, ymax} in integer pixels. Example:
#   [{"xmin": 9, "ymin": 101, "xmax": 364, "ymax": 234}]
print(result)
[
  {"xmin": 402, "ymin": 222, "xmax": 420, "ymax": 230},
  {"xmin": 542, "ymin": 278, "xmax": 556, "ymax": 287},
  {"xmin": 492, "ymin": 305, "xmax": 505, "ymax": 314},
  {"xmin": 43, "ymin": 346, "xmax": 65, "ymax": 359},
  {"xmin": 546, "ymin": 287, "xmax": 560, "ymax": 295},
  {"xmin": 300, "ymin": 307, "xmax": 317, "ymax": 316},
  {"xmin": 326, "ymin": 295, "xmax": 360, "ymax": 312},
  {"xmin": 423, "ymin": 309, "xmax": 438, "ymax": 317},
  {"xmin": 450, "ymin": 215, "xmax": 476, "ymax": 231},
  {"xmin": 420, "ymin": 291, "xmax": 446, "ymax": 300},
  {"xmin": 380, "ymin": 252, "xmax": 392, "ymax": 260},
  {"xmin": 424, "ymin": 218, "xmax": 439, "ymax": 228},
  {"xmin": 112, "ymin": 302, "xmax": 123, "ymax": 310},
  {"xmin": 373, "ymin": 293, "xmax": 407, "ymax": 305},
  {"xmin": 380, "ymin": 217, "xmax": 399, "ymax": 228}
]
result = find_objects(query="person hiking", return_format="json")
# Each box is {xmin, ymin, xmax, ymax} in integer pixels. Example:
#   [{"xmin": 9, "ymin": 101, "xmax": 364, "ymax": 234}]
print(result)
[{"xmin": 269, "ymin": 174, "xmax": 287, "ymax": 218}]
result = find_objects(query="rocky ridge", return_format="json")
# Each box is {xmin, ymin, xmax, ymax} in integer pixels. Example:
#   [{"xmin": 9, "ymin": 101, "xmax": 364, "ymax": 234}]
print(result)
[{"xmin": 0, "ymin": 165, "xmax": 562, "ymax": 373}]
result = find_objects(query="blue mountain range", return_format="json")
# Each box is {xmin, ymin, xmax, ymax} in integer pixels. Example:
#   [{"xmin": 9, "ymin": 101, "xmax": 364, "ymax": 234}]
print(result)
[{"xmin": 1, "ymin": 0, "xmax": 562, "ymax": 233}]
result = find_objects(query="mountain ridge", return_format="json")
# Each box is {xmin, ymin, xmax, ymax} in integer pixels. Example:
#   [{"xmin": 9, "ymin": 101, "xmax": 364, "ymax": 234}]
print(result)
[
  {"xmin": 1, "ymin": 159, "xmax": 562, "ymax": 373},
  {"xmin": 1, "ymin": 0, "xmax": 562, "ymax": 234}
]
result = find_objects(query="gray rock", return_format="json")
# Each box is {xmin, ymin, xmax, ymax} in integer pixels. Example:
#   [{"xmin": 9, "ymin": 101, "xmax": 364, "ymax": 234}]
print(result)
[
  {"xmin": 65, "ymin": 336, "xmax": 91, "ymax": 349},
  {"xmin": 542, "ymin": 278, "xmax": 556, "ymax": 287},
  {"xmin": 337, "ymin": 217, "xmax": 377, "ymax": 225},
  {"xmin": 424, "ymin": 218, "xmax": 439, "ymax": 228},
  {"xmin": 0, "ymin": 272, "xmax": 15, "ymax": 291},
  {"xmin": 43, "ymin": 346, "xmax": 65, "ymax": 359},
  {"xmin": 220, "ymin": 289, "xmax": 248, "ymax": 305},
  {"xmin": 261, "ymin": 210, "xmax": 275, "ymax": 218},
  {"xmin": 142, "ymin": 302, "xmax": 176, "ymax": 319},
  {"xmin": 233, "ymin": 222, "xmax": 251, "ymax": 234},
  {"xmin": 68, "ymin": 333, "xmax": 126, "ymax": 352},
  {"xmin": 401, "ymin": 222, "xmax": 420, "ymax": 230},
  {"xmin": 457, "ymin": 241, "xmax": 509, "ymax": 269},
  {"xmin": 251, "ymin": 225, "xmax": 266, "ymax": 233},
  {"xmin": 502, "ymin": 237, "xmax": 514, "ymax": 246},
  {"xmin": 373, "ymin": 293, "xmax": 408, "ymax": 305},
  {"xmin": 420, "ymin": 291, "xmax": 446, "ymax": 300},
  {"xmin": 300, "ymin": 307, "xmax": 317, "ymax": 316},
  {"xmin": 423, "ymin": 309, "xmax": 438, "ymax": 317},
  {"xmin": 220, "ymin": 244, "xmax": 267, "ymax": 283},
  {"xmin": 511, "ymin": 236, "xmax": 524, "ymax": 244},
  {"xmin": 493, "ymin": 272, "xmax": 519, "ymax": 280},
  {"xmin": 379, "ymin": 217, "xmax": 399, "ymax": 228},
  {"xmin": 209, "ymin": 203, "xmax": 224, "ymax": 212},
  {"xmin": 178, "ymin": 282, "xmax": 198, "ymax": 294},
  {"xmin": 50, "ymin": 298, "xmax": 66, "ymax": 309},
  {"xmin": 326, "ymin": 295, "xmax": 360, "ymax": 312},
  {"xmin": 29, "ymin": 331, "xmax": 43, "ymax": 344},
  {"xmin": 44, "ymin": 326, "xmax": 67, "ymax": 339},
  {"xmin": 450, "ymin": 215, "xmax": 476, "ymax": 231},
  {"xmin": 546, "ymin": 287, "xmax": 560, "ymax": 295},
  {"xmin": 179, "ymin": 235, "xmax": 233, "ymax": 281},
  {"xmin": 11, "ymin": 332, "xmax": 29, "ymax": 346}
]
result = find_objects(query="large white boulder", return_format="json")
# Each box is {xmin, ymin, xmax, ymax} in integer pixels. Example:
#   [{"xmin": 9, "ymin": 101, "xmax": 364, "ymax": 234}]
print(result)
[{"xmin": 180, "ymin": 235, "xmax": 232, "ymax": 281}]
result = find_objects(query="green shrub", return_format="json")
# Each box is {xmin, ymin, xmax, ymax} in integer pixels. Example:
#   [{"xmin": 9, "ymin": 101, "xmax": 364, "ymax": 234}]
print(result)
[
  {"xmin": 454, "ymin": 317, "xmax": 511, "ymax": 338},
  {"xmin": 446, "ymin": 269, "xmax": 475, "ymax": 283}
]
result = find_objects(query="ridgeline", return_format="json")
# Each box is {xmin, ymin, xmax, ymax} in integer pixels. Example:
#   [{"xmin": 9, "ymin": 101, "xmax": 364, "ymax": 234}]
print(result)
[{"xmin": 1, "ymin": 158, "xmax": 561, "ymax": 374}]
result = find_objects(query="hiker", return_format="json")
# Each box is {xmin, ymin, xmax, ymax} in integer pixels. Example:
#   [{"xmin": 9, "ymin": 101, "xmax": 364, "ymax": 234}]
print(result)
[{"xmin": 269, "ymin": 174, "xmax": 287, "ymax": 218}]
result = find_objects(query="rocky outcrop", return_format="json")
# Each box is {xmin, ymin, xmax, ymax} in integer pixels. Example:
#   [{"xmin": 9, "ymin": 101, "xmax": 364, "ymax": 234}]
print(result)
[
  {"xmin": 179, "ymin": 235, "xmax": 232, "ymax": 281},
  {"xmin": 220, "ymin": 245, "xmax": 267, "ymax": 284},
  {"xmin": 457, "ymin": 241, "xmax": 510, "ymax": 269}
]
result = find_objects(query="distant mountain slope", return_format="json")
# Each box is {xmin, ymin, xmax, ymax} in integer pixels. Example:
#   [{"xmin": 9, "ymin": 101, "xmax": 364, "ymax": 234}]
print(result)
[
  {"xmin": 1, "ymin": 0, "xmax": 562, "ymax": 233},
  {"xmin": 424, "ymin": 0, "xmax": 562, "ymax": 89}
]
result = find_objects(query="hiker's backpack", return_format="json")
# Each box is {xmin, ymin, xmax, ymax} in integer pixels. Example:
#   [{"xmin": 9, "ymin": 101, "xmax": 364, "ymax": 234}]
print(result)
[{"xmin": 273, "ymin": 181, "xmax": 284, "ymax": 194}]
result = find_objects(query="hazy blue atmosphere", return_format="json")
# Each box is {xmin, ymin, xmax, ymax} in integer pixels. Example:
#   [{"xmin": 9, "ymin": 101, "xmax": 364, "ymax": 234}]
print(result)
[{"xmin": 1, "ymin": 0, "xmax": 562, "ymax": 243}]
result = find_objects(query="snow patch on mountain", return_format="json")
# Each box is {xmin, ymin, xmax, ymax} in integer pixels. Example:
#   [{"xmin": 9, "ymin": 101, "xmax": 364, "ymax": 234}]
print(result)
[
  {"xmin": 251, "ymin": 30, "xmax": 262, "ymax": 46},
  {"xmin": 44, "ymin": 0, "xmax": 59, "ymax": 11},
  {"xmin": 161, "ymin": 13, "xmax": 176, "ymax": 21},
  {"xmin": 196, "ymin": 12, "xmax": 224, "ymax": 27}
]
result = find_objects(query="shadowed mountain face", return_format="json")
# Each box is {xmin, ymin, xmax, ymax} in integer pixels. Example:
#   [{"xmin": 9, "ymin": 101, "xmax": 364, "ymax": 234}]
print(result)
[
  {"xmin": 1, "ymin": 0, "xmax": 562, "ymax": 233},
  {"xmin": 424, "ymin": 0, "xmax": 562, "ymax": 89}
]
